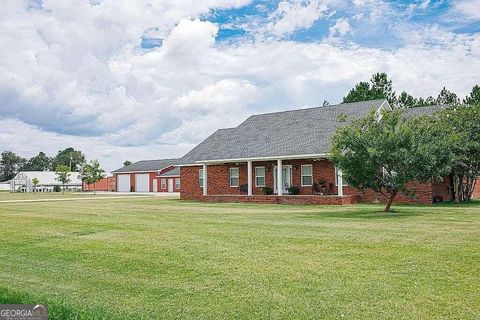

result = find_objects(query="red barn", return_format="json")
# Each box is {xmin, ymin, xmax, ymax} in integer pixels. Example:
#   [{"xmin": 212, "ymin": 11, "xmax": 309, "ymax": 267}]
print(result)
[
  {"xmin": 112, "ymin": 159, "xmax": 179, "ymax": 193},
  {"xmin": 83, "ymin": 176, "xmax": 115, "ymax": 192}
]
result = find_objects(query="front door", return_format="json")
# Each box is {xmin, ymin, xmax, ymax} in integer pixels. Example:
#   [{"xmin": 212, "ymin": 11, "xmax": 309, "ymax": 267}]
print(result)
[
  {"xmin": 153, "ymin": 179, "xmax": 158, "ymax": 192},
  {"xmin": 168, "ymin": 179, "xmax": 174, "ymax": 192},
  {"xmin": 273, "ymin": 165, "xmax": 292, "ymax": 194}
]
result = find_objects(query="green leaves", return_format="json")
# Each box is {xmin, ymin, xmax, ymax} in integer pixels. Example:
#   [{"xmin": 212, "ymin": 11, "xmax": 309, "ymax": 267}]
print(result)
[
  {"xmin": 331, "ymin": 108, "xmax": 453, "ymax": 211},
  {"xmin": 80, "ymin": 160, "xmax": 106, "ymax": 185}
]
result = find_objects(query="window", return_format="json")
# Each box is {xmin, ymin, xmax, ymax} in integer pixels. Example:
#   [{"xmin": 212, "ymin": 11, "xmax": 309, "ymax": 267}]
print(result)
[
  {"xmin": 255, "ymin": 167, "xmax": 265, "ymax": 187},
  {"xmin": 230, "ymin": 168, "xmax": 239, "ymax": 187},
  {"xmin": 335, "ymin": 167, "xmax": 348, "ymax": 186},
  {"xmin": 199, "ymin": 169, "xmax": 204, "ymax": 188},
  {"xmin": 301, "ymin": 165, "xmax": 313, "ymax": 186},
  {"xmin": 161, "ymin": 178, "xmax": 166, "ymax": 190},
  {"xmin": 175, "ymin": 178, "xmax": 180, "ymax": 189}
]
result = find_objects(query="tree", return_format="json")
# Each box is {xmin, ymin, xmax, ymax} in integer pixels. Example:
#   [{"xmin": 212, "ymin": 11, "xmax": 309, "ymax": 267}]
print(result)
[
  {"xmin": 463, "ymin": 85, "xmax": 480, "ymax": 105},
  {"xmin": 439, "ymin": 104, "xmax": 480, "ymax": 202},
  {"xmin": 22, "ymin": 152, "xmax": 52, "ymax": 171},
  {"xmin": 32, "ymin": 177, "xmax": 39, "ymax": 192},
  {"xmin": 123, "ymin": 160, "xmax": 132, "ymax": 167},
  {"xmin": 370, "ymin": 72, "xmax": 397, "ymax": 105},
  {"xmin": 52, "ymin": 148, "xmax": 85, "ymax": 172},
  {"xmin": 0, "ymin": 151, "xmax": 26, "ymax": 181},
  {"xmin": 331, "ymin": 109, "xmax": 452, "ymax": 212},
  {"xmin": 425, "ymin": 96, "xmax": 436, "ymax": 105},
  {"xmin": 343, "ymin": 73, "xmax": 396, "ymax": 105},
  {"xmin": 436, "ymin": 87, "xmax": 459, "ymax": 105},
  {"xmin": 398, "ymin": 91, "xmax": 417, "ymax": 108},
  {"xmin": 55, "ymin": 165, "xmax": 71, "ymax": 195},
  {"xmin": 343, "ymin": 82, "xmax": 378, "ymax": 103},
  {"xmin": 80, "ymin": 160, "xmax": 105, "ymax": 195}
]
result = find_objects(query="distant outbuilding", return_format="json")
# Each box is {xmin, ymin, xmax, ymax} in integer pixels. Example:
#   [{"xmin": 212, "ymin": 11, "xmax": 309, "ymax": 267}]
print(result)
[
  {"xmin": 10, "ymin": 171, "xmax": 82, "ymax": 192},
  {"xmin": 112, "ymin": 159, "xmax": 180, "ymax": 193}
]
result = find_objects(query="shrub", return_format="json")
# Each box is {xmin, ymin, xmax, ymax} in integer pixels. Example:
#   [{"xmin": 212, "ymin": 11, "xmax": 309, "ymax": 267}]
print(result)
[
  {"xmin": 261, "ymin": 186, "xmax": 273, "ymax": 195},
  {"xmin": 288, "ymin": 186, "xmax": 300, "ymax": 195},
  {"xmin": 53, "ymin": 185, "xmax": 61, "ymax": 192}
]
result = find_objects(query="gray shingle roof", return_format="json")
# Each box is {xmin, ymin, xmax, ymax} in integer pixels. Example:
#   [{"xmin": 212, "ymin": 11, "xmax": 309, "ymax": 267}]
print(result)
[
  {"xmin": 158, "ymin": 167, "xmax": 180, "ymax": 177},
  {"xmin": 177, "ymin": 99, "xmax": 389, "ymax": 165},
  {"xmin": 113, "ymin": 159, "xmax": 178, "ymax": 173},
  {"xmin": 403, "ymin": 104, "xmax": 445, "ymax": 117}
]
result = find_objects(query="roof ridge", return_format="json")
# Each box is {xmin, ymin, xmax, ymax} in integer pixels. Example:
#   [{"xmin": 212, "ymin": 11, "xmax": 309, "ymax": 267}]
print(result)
[
  {"xmin": 243, "ymin": 98, "xmax": 386, "ymax": 120},
  {"xmin": 135, "ymin": 158, "xmax": 179, "ymax": 162}
]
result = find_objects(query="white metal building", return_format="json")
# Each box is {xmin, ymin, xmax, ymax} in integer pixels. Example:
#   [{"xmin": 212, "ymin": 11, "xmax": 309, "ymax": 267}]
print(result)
[{"xmin": 10, "ymin": 171, "xmax": 82, "ymax": 192}]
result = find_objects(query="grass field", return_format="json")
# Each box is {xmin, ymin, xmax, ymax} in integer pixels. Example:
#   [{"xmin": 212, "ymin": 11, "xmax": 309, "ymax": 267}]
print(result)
[{"xmin": 0, "ymin": 194, "xmax": 479, "ymax": 319}]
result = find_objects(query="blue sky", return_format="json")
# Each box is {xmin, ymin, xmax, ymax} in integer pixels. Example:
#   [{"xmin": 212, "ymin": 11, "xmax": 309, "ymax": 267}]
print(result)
[
  {"xmin": 1, "ymin": 0, "xmax": 479, "ymax": 171},
  {"xmin": 140, "ymin": 1, "xmax": 479, "ymax": 48}
]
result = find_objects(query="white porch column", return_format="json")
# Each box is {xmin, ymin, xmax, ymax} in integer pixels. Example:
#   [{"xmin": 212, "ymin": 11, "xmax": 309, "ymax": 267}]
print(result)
[
  {"xmin": 202, "ymin": 163, "xmax": 208, "ymax": 196},
  {"xmin": 277, "ymin": 159, "xmax": 283, "ymax": 196},
  {"xmin": 247, "ymin": 161, "xmax": 253, "ymax": 196},
  {"xmin": 337, "ymin": 167, "xmax": 343, "ymax": 197}
]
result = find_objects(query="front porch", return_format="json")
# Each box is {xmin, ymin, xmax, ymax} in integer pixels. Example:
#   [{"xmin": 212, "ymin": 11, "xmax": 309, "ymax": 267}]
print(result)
[{"xmin": 180, "ymin": 157, "xmax": 354, "ymax": 205}]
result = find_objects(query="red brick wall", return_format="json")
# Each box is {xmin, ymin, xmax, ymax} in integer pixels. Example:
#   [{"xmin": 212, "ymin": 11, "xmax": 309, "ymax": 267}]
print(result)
[
  {"xmin": 431, "ymin": 176, "xmax": 452, "ymax": 202},
  {"xmin": 473, "ymin": 179, "xmax": 480, "ymax": 199},
  {"xmin": 180, "ymin": 160, "xmax": 437, "ymax": 204},
  {"xmin": 83, "ymin": 177, "xmax": 114, "ymax": 191},
  {"xmin": 157, "ymin": 176, "xmax": 181, "ymax": 192},
  {"xmin": 200, "ymin": 194, "xmax": 358, "ymax": 205}
]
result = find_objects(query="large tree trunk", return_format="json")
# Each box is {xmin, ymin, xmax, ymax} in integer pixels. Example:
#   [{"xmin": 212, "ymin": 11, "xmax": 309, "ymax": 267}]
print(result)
[
  {"xmin": 465, "ymin": 175, "xmax": 477, "ymax": 201},
  {"xmin": 384, "ymin": 191, "xmax": 398, "ymax": 212},
  {"xmin": 453, "ymin": 174, "xmax": 463, "ymax": 203}
]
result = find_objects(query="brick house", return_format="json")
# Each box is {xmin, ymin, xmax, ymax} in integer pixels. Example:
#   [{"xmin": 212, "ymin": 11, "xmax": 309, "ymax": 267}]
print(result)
[
  {"xmin": 112, "ymin": 159, "xmax": 180, "ymax": 193},
  {"xmin": 176, "ymin": 99, "xmax": 478, "ymax": 205}
]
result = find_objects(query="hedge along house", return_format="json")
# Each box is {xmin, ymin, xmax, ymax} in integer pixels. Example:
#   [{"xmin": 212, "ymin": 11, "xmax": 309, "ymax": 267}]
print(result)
[
  {"xmin": 112, "ymin": 159, "xmax": 179, "ymax": 192},
  {"xmin": 176, "ymin": 99, "xmax": 463, "ymax": 205}
]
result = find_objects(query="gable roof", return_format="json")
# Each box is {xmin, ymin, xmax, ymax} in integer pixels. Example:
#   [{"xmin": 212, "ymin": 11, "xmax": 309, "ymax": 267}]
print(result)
[
  {"xmin": 112, "ymin": 159, "xmax": 178, "ymax": 173},
  {"xmin": 158, "ymin": 167, "xmax": 180, "ymax": 177},
  {"xmin": 177, "ymin": 99, "xmax": 390, "ymax": 165}
]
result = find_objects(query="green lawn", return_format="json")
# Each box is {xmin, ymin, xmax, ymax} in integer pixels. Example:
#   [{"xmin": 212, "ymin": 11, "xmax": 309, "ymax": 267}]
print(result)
[{"xmin": 0, "ymin": 196, "xmax": 479, "ymax": 319}]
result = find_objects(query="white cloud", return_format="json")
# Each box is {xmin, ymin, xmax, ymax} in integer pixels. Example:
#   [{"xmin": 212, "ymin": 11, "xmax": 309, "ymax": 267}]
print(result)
[
  {"xmin": 328, "ymin": 17, "xmax": 351, "ymax": 37},
  {"xmin": 266, "ymin": 0, "xmax": 334, "ymax": 37},
  {"xmin": 454, "ymin": 0, "xmax": 480, "ymax": 20},
  {"xmin": 0, "ymin": 0, "xmax": 479, "ymax": 172}
]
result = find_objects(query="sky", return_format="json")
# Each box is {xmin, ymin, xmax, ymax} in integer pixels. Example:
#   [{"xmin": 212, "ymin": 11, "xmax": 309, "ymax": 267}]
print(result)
[{"xmin": 0, "ymin": 0, "xmax": 479, "ymax": 172}]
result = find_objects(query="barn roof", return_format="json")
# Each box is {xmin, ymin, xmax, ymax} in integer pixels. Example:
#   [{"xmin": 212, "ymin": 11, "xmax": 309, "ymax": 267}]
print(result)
[
  {"xmin": 12, "ymin": 171, "xmax": 82, "ymax": 185},
  {"xmin": 112, "ymin": 159, "xmax": 178, "ymax": 173}
]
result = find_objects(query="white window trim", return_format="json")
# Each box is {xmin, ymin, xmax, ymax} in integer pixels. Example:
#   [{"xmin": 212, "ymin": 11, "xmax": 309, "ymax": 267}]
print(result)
[
  {"xmin": 301, "ymin": 164, "xmax": 313, "ymax": 187},
  {"xmin": 161, "ymin": 178, "xmax": 166, "ymax": 190},
  {"xmin": 335, "ymin": 167, "xmax": 348, "ymax": 186},
  {"xmin": 229, "ymin": 167, "xmax": 239, "ymax": 187},
  {"xmin": 175, "ymin": 178, "xmax": 180, "ymax": 189},
  {"xmin": 255, "ymin": 166, "xmax": 265, "ymax": 187},
  {"xmin": 199, "ymin": 169, "xmax": 203, "ymax": 188}
]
